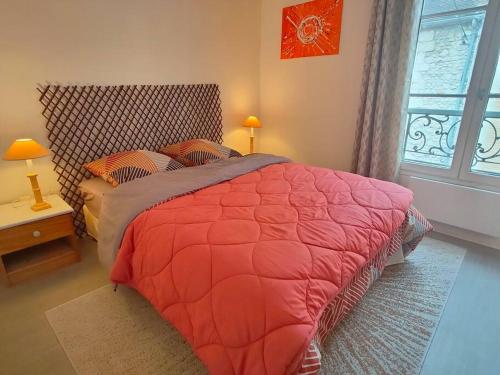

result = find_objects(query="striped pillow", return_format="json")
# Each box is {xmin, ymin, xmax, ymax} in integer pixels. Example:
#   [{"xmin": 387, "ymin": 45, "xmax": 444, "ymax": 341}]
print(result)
[
  {"xmin": 159, "ymin": 139, "xmax": 242, "ymax": 167},
  {"xmin": 84, "ymin": 150, "xmax": 184, "ymax": 187}
]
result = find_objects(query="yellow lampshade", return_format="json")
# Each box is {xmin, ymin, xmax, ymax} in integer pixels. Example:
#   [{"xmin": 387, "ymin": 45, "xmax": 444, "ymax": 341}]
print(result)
[
  {"xmin": 3, "ymin": 138, "xmax": 50, "ymax": 161},
  {"xmin": 243, "ymin": 116, "xmax": 262, "ymax": 128}
]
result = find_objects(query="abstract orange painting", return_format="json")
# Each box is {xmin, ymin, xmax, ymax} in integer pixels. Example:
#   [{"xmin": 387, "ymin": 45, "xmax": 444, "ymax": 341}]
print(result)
[{"xmin": 281, "ymin": 0, "xmax": 343, "ymax": 59}]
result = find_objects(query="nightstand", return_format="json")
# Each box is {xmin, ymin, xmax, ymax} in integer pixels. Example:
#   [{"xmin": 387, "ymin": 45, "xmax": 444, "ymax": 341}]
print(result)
[{"xmin": 0, "ymin": 195, "xmax": 80, "ymax": 286}]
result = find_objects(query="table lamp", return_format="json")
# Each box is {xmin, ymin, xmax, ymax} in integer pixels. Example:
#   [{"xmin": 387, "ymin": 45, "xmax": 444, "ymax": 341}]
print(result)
[
  {"xmin": 3, "ymin": 138, "xmax": 52, "ymax": 211},
  {"xmin": 243, "ymin": 115, "xmax": 262, "ymax": 154}
]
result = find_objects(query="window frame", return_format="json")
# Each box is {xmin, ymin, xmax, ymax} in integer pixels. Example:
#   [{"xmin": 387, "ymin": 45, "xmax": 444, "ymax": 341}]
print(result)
[
  {"xmin": 400, "ymin": 0, "xmax": 500, "ymax": 191},
  {"xmin": 458, "ymin": 2, "xmax": 500, "ymax": 186}
]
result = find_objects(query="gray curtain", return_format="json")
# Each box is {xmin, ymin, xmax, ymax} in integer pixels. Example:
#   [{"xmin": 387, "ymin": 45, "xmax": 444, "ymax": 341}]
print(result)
[{"xmin": 352, "ymin": 0, "xmax": 423, "ymax": 181}]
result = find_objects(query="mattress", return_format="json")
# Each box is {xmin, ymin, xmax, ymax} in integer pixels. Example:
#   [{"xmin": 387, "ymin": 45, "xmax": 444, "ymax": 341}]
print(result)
[
  {"xmin": 79, "ymin": 177, "xmax": 114, "ymax": 239},
  {"xmin": 82, "ymin": 205, "xmax": 99, "ymax": 240},
  {"xmin": 79, "ymin": 177, "xmax": 114, "ymax": 219}
]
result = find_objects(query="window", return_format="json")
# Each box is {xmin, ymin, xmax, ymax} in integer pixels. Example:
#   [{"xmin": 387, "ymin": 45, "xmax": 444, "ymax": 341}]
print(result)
[
  {"xmin": 402, "ymin": 0, "xmax": 500, "ymax": 188},
  {"xmin": 470, "ymin": 51, "xmax": 500, "ymax": 175}
]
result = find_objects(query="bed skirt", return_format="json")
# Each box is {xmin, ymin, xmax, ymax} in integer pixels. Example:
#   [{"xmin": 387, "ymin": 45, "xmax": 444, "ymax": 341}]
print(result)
[{"xmin": 297, "ymin": 207, "xmax": 432, "ymax": 374}]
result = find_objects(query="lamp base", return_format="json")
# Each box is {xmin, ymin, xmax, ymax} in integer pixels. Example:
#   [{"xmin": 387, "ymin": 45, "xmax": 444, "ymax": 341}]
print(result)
[
  {"xmin": 249, "ymin": 135, "xmax": 255, "ymax": 154},
  {"xmin": 31, "ymin": 201, "xmax": 52, "ymax": 212},
  {"xmin": 26, "ymin": 172, "xmax": 52, "ymax": 212}
]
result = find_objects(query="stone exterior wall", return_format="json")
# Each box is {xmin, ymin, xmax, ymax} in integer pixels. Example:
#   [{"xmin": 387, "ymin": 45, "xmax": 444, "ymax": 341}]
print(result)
[{"xmin": 410, "ymin": 17, "xmax": 481, "ymax": 110}]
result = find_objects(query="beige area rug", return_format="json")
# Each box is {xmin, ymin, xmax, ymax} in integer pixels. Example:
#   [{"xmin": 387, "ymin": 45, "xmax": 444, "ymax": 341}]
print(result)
[{"xmin": 46, "ymin": 237, "xmax": 465, "ymax": 375}]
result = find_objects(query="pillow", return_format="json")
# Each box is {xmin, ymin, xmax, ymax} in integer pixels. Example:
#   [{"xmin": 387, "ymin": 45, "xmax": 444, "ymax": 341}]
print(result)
[
  {"xmin": 159, "ymin": 139, "xmax": 242, "ymax": 166},
  {"xmin": 84, "ymin": 150, "xmax": 184, "ymax": 187}
]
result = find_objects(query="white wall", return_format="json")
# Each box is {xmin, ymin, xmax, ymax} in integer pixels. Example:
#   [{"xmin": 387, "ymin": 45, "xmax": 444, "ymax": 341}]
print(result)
[
  {"xmin": 0, "ymin": 0, "xmax": 374, "ymax": 204},
  {"xmin": 258, "ymin": 0, "xmax": 373, "ymax": 170},
  {"xmin": 0, "ymin": 0, "xmax": 261, "ymax": 203}
]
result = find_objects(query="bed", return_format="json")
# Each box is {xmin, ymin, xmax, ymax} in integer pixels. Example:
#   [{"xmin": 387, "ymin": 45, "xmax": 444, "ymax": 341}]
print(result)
[
  {"xmin": 78, "ymin": 175, "xmax": 408, "ymax": 266},
  {"xmin": 40, "ymin": 83, "xmax": 432, "ymax": 375}
]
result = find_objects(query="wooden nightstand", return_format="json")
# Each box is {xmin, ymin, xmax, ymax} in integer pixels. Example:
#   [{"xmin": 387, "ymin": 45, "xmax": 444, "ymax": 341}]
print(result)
[{"xmin": 0, "ymin": 195, "xmax": 80, "ymax": 286}]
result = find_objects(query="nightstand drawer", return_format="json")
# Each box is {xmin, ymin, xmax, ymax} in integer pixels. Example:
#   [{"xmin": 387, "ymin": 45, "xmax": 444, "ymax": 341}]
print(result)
[{"xmin": 0, "ymin": 214, "xmax": 74, "ymax": 255}]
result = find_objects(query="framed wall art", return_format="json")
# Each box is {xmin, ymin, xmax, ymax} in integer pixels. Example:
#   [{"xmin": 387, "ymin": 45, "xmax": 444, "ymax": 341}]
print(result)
[{"xmin": 281, "ymin": 0, "xmax": 343, "ymax": 59}]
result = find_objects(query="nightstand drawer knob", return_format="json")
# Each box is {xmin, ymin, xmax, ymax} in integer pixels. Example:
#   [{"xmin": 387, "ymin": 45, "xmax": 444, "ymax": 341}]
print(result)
[{"xmin": 33, "ymin": 230, "xmax": 42, "ymax": 238}]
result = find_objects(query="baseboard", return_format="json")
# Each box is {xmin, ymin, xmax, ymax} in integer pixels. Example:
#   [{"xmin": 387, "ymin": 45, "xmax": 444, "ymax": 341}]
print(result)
[{"xmin": 430, "ymin": 220, "xmax": 500, "ymax": 251}]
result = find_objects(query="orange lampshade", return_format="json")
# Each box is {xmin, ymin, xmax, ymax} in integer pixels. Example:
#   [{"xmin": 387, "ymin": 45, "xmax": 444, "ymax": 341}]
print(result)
[
  {"xmin": 243, "ymin": 116, "xmax": 262, "ymax": 128},
  {"xmin": 3, "ymin": 138, "xmax": 50, "ymax": 161}
]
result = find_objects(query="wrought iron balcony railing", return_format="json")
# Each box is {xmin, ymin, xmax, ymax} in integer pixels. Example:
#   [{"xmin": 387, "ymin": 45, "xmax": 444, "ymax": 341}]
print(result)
[{"xmin": 403, "ymin": 93, "xmax": 500, "ymax": 172}]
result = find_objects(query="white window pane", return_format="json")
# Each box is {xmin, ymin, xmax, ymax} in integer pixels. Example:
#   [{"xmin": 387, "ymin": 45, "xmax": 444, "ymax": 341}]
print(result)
[
  {"xmin": 411, "ymin": 11, "xmax": 485, "ymax": 96},
  {"xmin": 404, "ymin": 110, "xmax": 463, "ymax": 168},
  {"xmin": 403, "ymin": 3, "xmax": 486, "ymax": 168},
  {"xmin": 423, "ymin": 0, "xmax": 488, "ymax": 16},
  {"xmin": 470, "ymin": 54, "xmax": 500, "ymax": 176}
]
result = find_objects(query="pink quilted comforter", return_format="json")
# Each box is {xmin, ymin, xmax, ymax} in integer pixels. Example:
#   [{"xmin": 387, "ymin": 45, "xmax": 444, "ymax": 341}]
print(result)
[{"xmin": 111, "ymin": 162, "xmax": 414, "ymax": 374}]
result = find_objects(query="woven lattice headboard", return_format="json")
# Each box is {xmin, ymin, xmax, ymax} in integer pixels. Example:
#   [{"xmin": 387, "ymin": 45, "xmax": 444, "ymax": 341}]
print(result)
[{"xmin": 38, "ymin": 84, "xmax": 223, "ymax": 236}]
